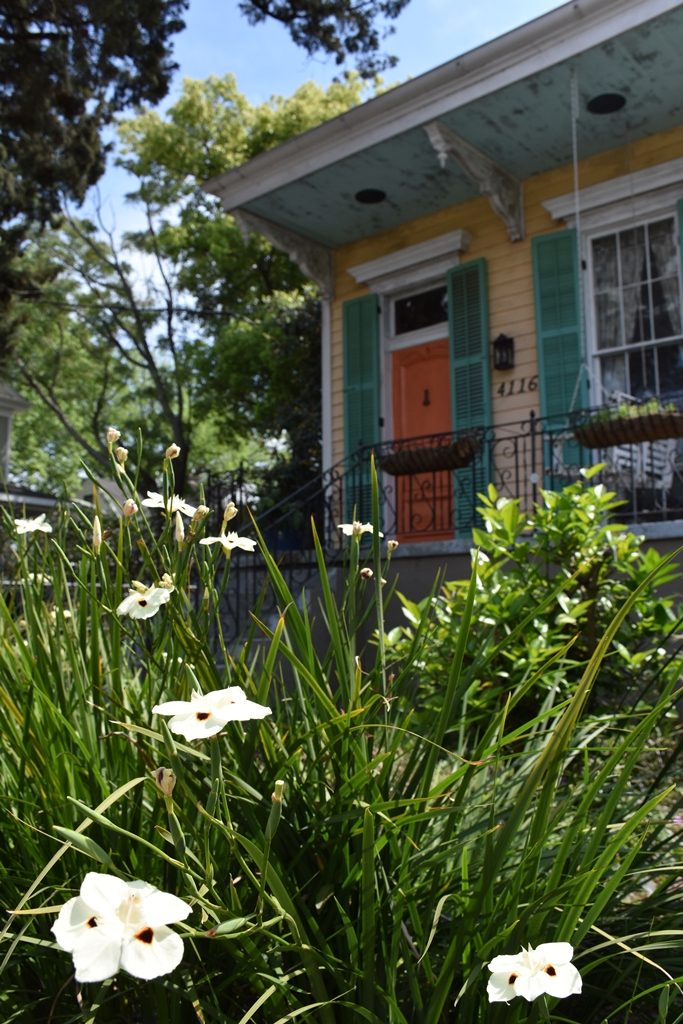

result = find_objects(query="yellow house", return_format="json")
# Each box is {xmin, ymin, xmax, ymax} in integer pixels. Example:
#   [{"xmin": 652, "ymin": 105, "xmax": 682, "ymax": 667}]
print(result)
[{"xmin": 206, "ymin": 0, "xmax": 683, "ymax": 547}]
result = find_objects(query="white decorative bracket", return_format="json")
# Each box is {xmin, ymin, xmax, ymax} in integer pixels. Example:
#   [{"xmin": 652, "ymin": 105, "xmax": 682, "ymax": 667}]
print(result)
[
  {"xmin": 232, "ymin": 209, "xmax": 333, "ymax": 299},
  {"xmin": 424, "ymin": 120, "xmax": 524, "ymax": 242}
]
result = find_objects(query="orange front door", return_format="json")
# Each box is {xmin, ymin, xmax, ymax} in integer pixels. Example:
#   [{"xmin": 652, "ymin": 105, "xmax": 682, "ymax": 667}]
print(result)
[{"xmin": 392, "ymin": 340, "xmax": 453, "ymax": 541}]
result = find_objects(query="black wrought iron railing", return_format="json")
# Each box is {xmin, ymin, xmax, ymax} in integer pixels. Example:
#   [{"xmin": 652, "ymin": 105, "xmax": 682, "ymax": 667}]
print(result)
[{"xmin": 200, "ymin": 408, "xmax": 683, "ymax": 642}]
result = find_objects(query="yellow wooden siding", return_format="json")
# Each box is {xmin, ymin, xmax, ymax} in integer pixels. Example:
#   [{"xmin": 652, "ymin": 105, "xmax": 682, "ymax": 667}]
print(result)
[{"xmin": 330, "ymin": 124, "xmax": 683, "ymax": 466}]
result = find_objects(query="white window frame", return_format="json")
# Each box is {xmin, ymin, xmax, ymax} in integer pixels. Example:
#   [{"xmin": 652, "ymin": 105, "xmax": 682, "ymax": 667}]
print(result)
[
  {"xmin": 543, "ymin": 157, "xmax": 683, "ymax": 405},
  {"xmin": 384, "ymin": 281, "xmax": 449, "ymax": 352},
  {"xmin": 584, "ymin": 210, "xmax": 683, "ymax": 403}
]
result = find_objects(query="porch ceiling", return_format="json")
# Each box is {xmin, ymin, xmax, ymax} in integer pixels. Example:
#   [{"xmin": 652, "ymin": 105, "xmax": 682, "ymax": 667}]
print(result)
[{"xmin": 205, "ymin": 0, "xmax": 683, "ymax": 249}]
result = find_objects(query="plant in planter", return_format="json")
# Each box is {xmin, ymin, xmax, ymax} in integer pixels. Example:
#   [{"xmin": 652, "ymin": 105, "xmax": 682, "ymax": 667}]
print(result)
[
  {"xmin": 572, "ymin": 397, "xmax": 683, "ymax": 448},
  {"xmin": 378, "ymin": 431, "xmax": 481, "ymax": 475}
]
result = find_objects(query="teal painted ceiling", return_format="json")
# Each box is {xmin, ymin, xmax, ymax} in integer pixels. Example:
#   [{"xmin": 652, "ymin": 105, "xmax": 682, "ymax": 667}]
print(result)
[{"xmin": 231, "ymin": 5, "xmax": 683, "ymax": 248}]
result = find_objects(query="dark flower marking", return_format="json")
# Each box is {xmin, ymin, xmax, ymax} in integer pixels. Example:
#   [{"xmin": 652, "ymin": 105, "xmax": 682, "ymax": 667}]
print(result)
[
  {"xmin": 544, "ymin": 965, "xmax": 557, "ymax": 977},
  {"xmin": 196, "ymin": 711, "xmax": 211, "ymax": 720},
  {"xmin": 138, "ymin": 599, "xmax": 148, "ymax": 607},
  {"xmin": 86, "ymin": 916, "xmax": 98, "ymax": 928},
  {"xmin": 135, "ymin": 927, "xmax": 154, "ymax": 944},
  {"xmin": 508, "ymin": 973, "xmax": 518, "ymax": 985}
]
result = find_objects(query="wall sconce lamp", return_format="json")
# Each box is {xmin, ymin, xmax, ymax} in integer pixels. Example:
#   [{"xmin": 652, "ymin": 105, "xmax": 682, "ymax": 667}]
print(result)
[{"xmin": 492, "ymin": 333, "xmax": 515, "ymax": 371}]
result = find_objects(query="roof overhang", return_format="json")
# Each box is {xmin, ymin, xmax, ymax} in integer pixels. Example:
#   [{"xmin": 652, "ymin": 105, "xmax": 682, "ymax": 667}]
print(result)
[{"xmin": 205, "ymin": 0, "xmax": 683, "ymax": 249}]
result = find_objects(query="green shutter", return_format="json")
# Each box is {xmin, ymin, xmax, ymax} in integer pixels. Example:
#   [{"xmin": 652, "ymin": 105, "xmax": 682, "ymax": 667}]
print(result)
[
  {"xmin": 532, "ymin": 228, "xmax": 586, "ymax": 487},
  {"xmin": 448, "ymin": 259, "xmax": 490, "ymax": 534},
  {"xmin": 532, "ymin": 229, "xmax": 586, "ymax": 421},
  {"xmin": 343, "ymin": 294, "xmax": 380, "ymax": 521}
]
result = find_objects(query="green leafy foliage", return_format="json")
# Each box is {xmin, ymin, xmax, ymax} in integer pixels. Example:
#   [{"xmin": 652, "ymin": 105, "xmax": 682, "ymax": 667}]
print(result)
[
  {"xmin": 9, "ymin": 74, "xmax": 371, "ymax": 498},
  {"xmin": 0, "ymin": 0, "xmax": 188, "ymax": 350},
  {"xmin": 0, "ymin": 457, "xmax": 680, "ymax": 1021},
  {"xmin": 239, "ymin": 0, "xmax": 411, "ymax": 76},
  {"xmin": 388, "ymin": 469, "xmax": 683, "ymax": 722}
]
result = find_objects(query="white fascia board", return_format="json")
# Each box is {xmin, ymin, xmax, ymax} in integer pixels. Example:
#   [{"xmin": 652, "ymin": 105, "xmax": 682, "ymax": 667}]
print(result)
[
  {"xmin": 0, "ymin": 492, "xmax": 58, "ymax": 509},
  {"xmin": 204, "ymin": 0, "xmax": 681, "ymax": 211},
  {"xmin": 348, "ymin": 229, "xmax": 471, "ymax": 293},
  {"xmin": 0, "ymin": 383, "xmax": 29, "ymax": 414},
  {"xmin": 543, "ymin": 156, "xmax": 683, "ymax": 222}
]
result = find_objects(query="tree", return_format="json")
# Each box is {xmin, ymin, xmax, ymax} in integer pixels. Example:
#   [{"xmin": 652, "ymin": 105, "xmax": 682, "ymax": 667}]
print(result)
[
  {"xmin": 9, "ymin": 213, "xmax": 194, "ymax": 496},
  {"xmin": 9, "ymin": 75, "xmax": 371, "ymax": 498},
  {"xmin": 239, "ymin": 0, "xmax": 412, "ymax": 76},
  {"xmin": 0, "ymin": 0, "xmax": 187, "ymax": 350}
]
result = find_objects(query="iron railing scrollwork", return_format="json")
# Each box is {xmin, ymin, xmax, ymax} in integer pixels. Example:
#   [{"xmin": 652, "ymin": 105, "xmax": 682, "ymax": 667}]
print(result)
[{"xmin": 200, "ymin": 408, "xmax": 683, "ymax": 643}]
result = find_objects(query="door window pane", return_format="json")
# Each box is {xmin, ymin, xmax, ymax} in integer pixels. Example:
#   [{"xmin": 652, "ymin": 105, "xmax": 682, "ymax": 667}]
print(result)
[{"xmin": 394, "ymin": 286, "xmax": 448, "ymax": 335}]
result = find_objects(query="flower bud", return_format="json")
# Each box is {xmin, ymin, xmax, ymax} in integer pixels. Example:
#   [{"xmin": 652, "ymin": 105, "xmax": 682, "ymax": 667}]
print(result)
[
  {"xmin": 153, "ymin": 767, "xmax": 177, "ymax": 797},
  {"xmin": 159, "ymin": 572, "xmax": 175, "ymax": 591},
  {"xmin": 165, "ymin": 443, "xmax": 181, "ymax": 460},
  {"xmin": 265, "ymin": 779, "xmax": 285, "ymax": 842},
  {"xmin": 192, "ymin": 504, "xmax": 211, "ymax": 523},
  {"xmin": 360, "ymin": 567, "xmax": 374, "ymax": 580},
  {"xmin": 121, "ymin": 498, "xmax": 138, "ymax": 518},
  {"xmin": 115, "ymin": 446, "xmax": 128, "ymax": 465},
  {"xmin": 387, "ymin": 539, "xmax": 399, "ymax": 552},
  {"xmin": 131, "ymin": 580, "xmax": 147, "ymax": 593},
  {"xmin": 272, "ymin": 779, "xmax": 285, "ymax": 803},
  {"xmin": 92, "ymin": 515, "xmax": 102, "ymax": 554},
  {"xmin": 174, "ymin": 510, "xmax": 185, "ymax": 545},
  {"xmin": 106, "ymin": 426, "xmax": 121, "ymax": 446},
  {"xmin": 222, "ymin": 500, "xmax": 238, "ymax": 525}
]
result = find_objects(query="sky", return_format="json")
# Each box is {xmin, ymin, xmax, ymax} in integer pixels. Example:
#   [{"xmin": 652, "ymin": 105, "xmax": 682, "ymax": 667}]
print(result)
[
  {"xmin": 166, "ymin": 0, "xmax": 565, "ymax": 105},
  {"xmin": 93, "ymin": 0, "xmax": 565, "ymax": 226}
]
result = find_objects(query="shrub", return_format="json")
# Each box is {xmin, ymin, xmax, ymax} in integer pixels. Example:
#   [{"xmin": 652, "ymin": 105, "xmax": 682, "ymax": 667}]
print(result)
[
  {"xmin": 0, "ymin": 454, "xmax": 681, "ymax": 1022},
  {"xmin": 388, "ymin": 468, "xmax": 683, "ymax": 724}
]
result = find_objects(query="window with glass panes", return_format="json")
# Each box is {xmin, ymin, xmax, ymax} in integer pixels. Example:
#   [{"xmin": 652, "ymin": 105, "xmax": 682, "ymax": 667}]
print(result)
[
  {"xmin": 392, "ymin": 285, "xmax": 448, "ymax": 336},
  {"xmin": 591, "ymin": 216, "xmax": 683, "ymax": 400}
]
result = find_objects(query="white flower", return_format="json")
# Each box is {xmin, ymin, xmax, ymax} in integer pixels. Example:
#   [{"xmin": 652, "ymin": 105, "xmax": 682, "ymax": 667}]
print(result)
[
  {"xmin": 338, "ymin": 521, "xmax": 383, "ymax": 538},
  {"xmin": 51, "ymin": 871, "xmax": 191, "ymax": 983},
  {"xmin": 116, "ymin": 584, "xmax": 172, "ymax": 620},
  {"xmin": 153, "ymin": 686, "xmax": 272, "ymax": 741},
  {"xmin": 14, "ymin": 514, "xmax": 53, "ymax": 535},
  {"xmin": 141, "ymin": 491, "xmax": 197, "ymax": 518},
  {"xmin": 199, "ymin": 532, "xmax": 256, "ymax": 554},
  {"xmin": 487, "ymin": 942, "xmax": 582, "ymax": 1003}
]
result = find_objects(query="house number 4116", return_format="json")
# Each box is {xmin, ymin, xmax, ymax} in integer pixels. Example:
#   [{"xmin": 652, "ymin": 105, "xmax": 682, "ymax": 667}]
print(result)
[{"xmin": 496, "ymin": 375, "xmax": 538, "ymax": 398}]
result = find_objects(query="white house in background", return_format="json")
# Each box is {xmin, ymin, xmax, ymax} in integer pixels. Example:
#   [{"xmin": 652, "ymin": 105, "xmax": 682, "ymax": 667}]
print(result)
[
  {"xmin": 0, "ymin": 382, "xmax": 27, "ymax": 478},
  {"xmin": 0, "ymin": 382, "xmax": 60, "ymax": 517}
]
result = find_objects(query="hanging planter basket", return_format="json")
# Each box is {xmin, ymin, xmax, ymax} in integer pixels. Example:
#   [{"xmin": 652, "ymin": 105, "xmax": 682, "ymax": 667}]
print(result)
[
  {"xmin": 378, "ymin": 435, "xmax": 480, "ymax": 476},
  {"xmin": 573, "ymin": 411, "xmax": 683, "ymax": 449}
]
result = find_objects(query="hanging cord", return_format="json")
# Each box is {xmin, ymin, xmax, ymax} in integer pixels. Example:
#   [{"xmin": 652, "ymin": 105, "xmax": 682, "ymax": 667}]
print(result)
[{"xmin": 568, "ymin": 65, "xmax": 592, "ymax": 412}]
